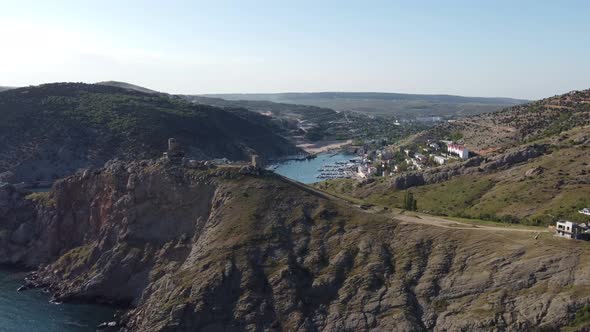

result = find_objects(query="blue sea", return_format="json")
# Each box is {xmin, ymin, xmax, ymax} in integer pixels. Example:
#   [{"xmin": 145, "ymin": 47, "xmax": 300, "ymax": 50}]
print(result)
[{"xmin": 0, "ymin": 268, "xmax": 116, "ymax": 332}]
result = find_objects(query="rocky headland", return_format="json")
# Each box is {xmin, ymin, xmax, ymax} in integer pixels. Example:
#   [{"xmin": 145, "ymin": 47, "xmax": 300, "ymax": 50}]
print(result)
[{"xmin": 0, "ymin": 160, "xmax": 589, "ymax": 331}]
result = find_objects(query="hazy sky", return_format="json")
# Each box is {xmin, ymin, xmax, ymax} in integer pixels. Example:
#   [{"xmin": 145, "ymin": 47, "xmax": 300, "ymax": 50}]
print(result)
[{"xmin": 2, "ymin": 0, "xmax": 590, "ymax": 99}]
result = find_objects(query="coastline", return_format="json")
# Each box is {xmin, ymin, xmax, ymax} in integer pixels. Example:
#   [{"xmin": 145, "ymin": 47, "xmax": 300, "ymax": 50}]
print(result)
[
  {"xmin": 0, "ymin": 267, "xmax": 117, "ymax": 331},
  {"xmin": 296, "ymin": 139, "xmax": 353, "ymax": 154}
]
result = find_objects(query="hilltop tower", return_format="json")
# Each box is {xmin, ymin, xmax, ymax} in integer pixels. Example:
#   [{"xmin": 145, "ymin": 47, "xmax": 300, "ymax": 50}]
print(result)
[
  {"xmin": 164, "ymin": 138, "xmax": 184, "ymax": 164},
  {"xmin": 251, "ymin": 154, "xmax": 265, "ymax": 169}
]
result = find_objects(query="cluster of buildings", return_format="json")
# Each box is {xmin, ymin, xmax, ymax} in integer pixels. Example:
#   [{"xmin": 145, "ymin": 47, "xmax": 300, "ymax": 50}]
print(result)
[
  {"xmin": 356, "ymin": 162, "xmax": 378, "ymax": 179},
  {"xmin": 332, "ymin": 140, "xmax": 473, "ymax": 180},
  {"xmin": 400, "ymin": 140, "xmax": 470, "ymax": 169}
]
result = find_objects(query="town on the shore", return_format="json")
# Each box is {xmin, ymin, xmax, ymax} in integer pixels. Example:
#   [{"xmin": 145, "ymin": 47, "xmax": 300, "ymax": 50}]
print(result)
[{"xmin": 314, "ymin": 139, "xmax": 469, "ymax": 180}]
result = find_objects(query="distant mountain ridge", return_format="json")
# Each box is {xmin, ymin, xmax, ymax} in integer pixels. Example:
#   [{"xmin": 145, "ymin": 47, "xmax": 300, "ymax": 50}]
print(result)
[
  {"xmin": 203, "ymin": 92, "xmax": 528, "ymax": 118},
  {"xmin": 206, "ymin": 91, "xmax": 527, "ymax": 105},
  {"xmin": 0, "ymin": 83, "xmax": 299, "ymax": 183}
]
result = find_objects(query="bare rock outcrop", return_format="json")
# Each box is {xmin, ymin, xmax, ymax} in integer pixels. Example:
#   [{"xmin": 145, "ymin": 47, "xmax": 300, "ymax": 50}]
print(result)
[
  {"xmin": 481, "ymin": 144, "xmax": 547, "ymax": 172},
  {"xmin": 525, "ymin": 166, "xmax": 545, "ymax": 177},
  {"xmin": 390, "ymin": 144, "xmax": 547, "ymax": 190}
]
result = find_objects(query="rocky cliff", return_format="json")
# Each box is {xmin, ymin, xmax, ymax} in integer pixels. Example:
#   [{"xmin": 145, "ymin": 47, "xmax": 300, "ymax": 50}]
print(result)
[
  {"xmin": 389, "ymin": 144, "xmax": 548, "ymax": 190},
  {"xmin": 1, "ymin": 162, "xmax": 589, "ymax": 331}
]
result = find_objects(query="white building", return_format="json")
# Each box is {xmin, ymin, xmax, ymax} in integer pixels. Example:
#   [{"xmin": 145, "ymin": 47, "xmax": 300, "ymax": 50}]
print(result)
[
  {"xmin": 579, "ymin": 208, "xmax": 590, "ymax": 216},
  {"xmin": 447, "ymin": 144, "xmax": 469, "ymax": 159},
  {"xmin": 414, "ymin": 153, "xmax": 427, "ymax": 163},
  {"xmin": 433, "ymin": 156, "xmax": 446, "ymax": 165},
  {"xmin": 357, "ymin": 165, "xmax": 376, "ymax": 179},
  {"xmin": 555, "ymin": 220, "xmax": 589, "ymax": 239}
]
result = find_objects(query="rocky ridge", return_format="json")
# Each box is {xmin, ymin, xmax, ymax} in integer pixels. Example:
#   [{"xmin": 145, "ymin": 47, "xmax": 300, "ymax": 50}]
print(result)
[
  {"xmin": 389, "ymin": 144, "xmax": 548, "ymax": 190},
  {"xmin": 0, "ymin": 161, "xmax": 589, "ymax": 331}
]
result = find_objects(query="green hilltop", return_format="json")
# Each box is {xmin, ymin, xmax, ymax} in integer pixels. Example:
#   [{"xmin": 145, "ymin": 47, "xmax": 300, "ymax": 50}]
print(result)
[{"xmin": 0, "ymin": 83, "xmax": 299, "ymax": 183}]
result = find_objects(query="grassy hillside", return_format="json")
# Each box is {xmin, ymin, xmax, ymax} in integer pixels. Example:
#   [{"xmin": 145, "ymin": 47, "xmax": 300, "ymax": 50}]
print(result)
[
  {"xmin": 320, "ymin": 126, "xmax": 590, "ymax": 226},
  {"xmin": 0, "ymin": 83, "xmax": 299, "ymax": 183}
]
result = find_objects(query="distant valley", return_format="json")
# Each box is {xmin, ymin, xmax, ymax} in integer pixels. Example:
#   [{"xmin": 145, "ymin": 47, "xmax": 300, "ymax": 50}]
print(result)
[{"xmin": 204, "ymin": 92, "xmax": 528, "ymax": 118}]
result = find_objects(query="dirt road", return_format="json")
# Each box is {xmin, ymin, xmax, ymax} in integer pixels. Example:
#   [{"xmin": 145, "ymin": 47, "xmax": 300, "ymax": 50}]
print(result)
[{"xmin": 394, "ymin": 212, "xmax": 548, "ymax": 233}]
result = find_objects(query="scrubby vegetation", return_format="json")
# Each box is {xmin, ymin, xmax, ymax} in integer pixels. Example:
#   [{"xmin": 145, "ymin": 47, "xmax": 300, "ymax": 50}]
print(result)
[
  {"xmin": 25, "ymin": 192, "xmax": 56, "ymax": 207},
  {"xmin": 0, "ymin": 83, "xmax": 299, "ymax": 182},
  {"xmin": 417, "ymin": 89, "xmax": 590, "ymax": 153},
  {"xmin": 563, "ymin": 306, "xmax": 590, "ymax": 332}
]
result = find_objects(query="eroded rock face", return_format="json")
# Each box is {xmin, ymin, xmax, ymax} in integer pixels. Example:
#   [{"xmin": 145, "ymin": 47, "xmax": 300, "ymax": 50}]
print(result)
[
  {"xmin": 390, "ymin": 145, "xmax": 547, "ymax": 190},
  {"xmin": 525, "ymin": 166, "xmax": 545, "ymax": 177},
  {"xmin": 391, "ymin": 173, "xmax": 425, "ymax": 190},
  {"xmin": 481, "ymin": 144, "xmax": 547, "ymax": 172},
  {"xmin": 0, "ymin": 183, "xmax": 38, "ymax": 264},
  {"xmin": 1, "ymin": 162, "xmax": 589, "ymax": 331}
]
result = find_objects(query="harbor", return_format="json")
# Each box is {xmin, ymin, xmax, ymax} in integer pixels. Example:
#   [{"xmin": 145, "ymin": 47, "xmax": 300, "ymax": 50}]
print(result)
[
  {"xmin": 269, "ymin": 152, "xmax": 371, "ymax": 184},
  {"xmin": 316, "ymin": 156, "xmax": 362, "ymax": 179},
  {"xmin": 269, "ymin": 152, "xmax": 359, "ymax": 184}
]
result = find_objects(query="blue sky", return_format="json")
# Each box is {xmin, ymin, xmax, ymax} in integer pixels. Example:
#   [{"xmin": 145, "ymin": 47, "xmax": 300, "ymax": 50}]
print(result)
[{"xmin": 1, "ymin": 0, "xmax": 589, "ymax": 99}]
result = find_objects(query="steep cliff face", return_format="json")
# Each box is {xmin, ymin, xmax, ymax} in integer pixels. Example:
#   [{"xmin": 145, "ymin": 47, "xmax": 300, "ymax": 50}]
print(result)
[{"xmin": 1, "ymin": 162, "xmax": 589, "ymax": 331}]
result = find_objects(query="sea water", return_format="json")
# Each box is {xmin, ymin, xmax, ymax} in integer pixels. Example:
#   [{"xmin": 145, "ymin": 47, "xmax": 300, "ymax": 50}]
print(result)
[
  {"xmin": 0, "ymin": 267, "xmax": 116, "ymax": 332},
  {"xmin": 270, "ymin": 152, "xmax": 356, "ymax": 184}
]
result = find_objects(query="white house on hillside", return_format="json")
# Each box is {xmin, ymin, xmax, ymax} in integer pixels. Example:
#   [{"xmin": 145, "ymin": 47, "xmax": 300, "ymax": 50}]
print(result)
[
  {"xmin": 555, "ymin": 220, "xmax": 590, "ymax": 240},
  {"xmin": 447, "ymin": 144, "xmax": 469, "ymax": 159}
]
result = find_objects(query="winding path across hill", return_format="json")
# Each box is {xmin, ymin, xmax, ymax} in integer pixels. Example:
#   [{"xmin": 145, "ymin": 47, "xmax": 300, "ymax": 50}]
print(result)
[{"xmin": 393, "ymin": 212, "xmax": 548, "ymax": 233}]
